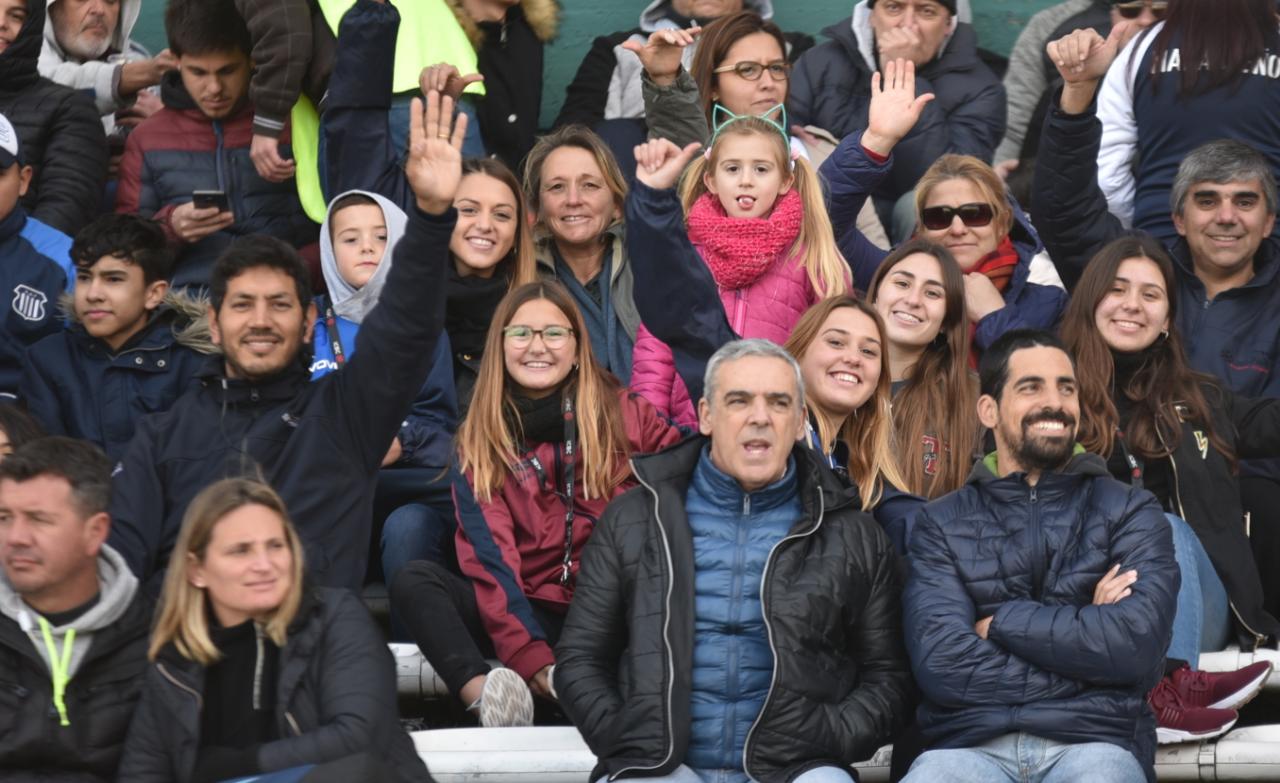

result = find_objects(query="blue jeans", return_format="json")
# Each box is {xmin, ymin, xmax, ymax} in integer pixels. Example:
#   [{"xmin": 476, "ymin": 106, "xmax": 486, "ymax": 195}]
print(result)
[
  {"xmin": 597, "ymin": 764, "xmax": 856, "ymax": 783},
  {"xmin": 1165, "ymin": 513, "xmax": 1232, "ymax": 667},
  {"xmin": 901, "ymin": 733, "xmax": 1144, "ymax": 783},
  {"xmin": 224, "ymin": 767, "xmax": 313, "ymax": 783},
  {"xmin": 388, "ymin": 93, "xmax": 485, "ymax": 159},
  {"xmin": 379, "ymin": 470, "xmax": 458, "ymax": 641}
]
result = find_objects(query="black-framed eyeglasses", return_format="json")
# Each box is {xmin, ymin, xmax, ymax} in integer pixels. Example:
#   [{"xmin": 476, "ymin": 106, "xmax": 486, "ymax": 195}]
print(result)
[
  {"xmin": 920, "ymin": 203, "xmax": 996, "ymax": 231},
  {"xmin": 712, "ymin": 60, "xmax": 791, "ymax": 82},
  {"xmin": 1111, "ymin": 0, "xmax": 1167, "ymax": 19},
  {"xmin": 502, "ymin": 325, "xmax": 575, "ymax": 348}
]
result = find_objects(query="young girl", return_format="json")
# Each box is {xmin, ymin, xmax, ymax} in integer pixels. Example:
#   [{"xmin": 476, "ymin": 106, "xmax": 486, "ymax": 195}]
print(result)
[
  {"xmin": 390, "ymin": 282, "xmax": 681, "ymax": 726},
  {"xmin": 630, "ymin": 107, "xmax": 848, "ymax": 428},
  {"xmin": 867, "ymin": 239, "xmax": 981, "ymax": 498}
]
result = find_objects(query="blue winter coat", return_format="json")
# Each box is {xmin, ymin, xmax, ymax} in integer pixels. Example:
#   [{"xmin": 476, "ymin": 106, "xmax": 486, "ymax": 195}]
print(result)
[
  {"xmin": 821, "ymin": 130, "xmax": 1068, "ymax": 351},
  {"xmin": 19, "ymin": 301, "xmax": 211, "ymax": 462},
  {"xmin": 0, "ymin": 205, "xmax": 72, "ymax": 397},
  {"xmin": 310, "ymin": 297, "xmax": 457, "ymax": 469},
  {"xmin": 790, "ymin": 3, "xmax": 1005, "ymax": 201},
  {"xmin": 903, "ymin": 451, "xmax": 1178, "ymax": 782},
  {"xmin": 1031, "ymin": 91, "xmax": 1280, "ymax": 480},
  {"xmin": 685, "ymin": 449, "xmax": 796, "ymax": 774}
]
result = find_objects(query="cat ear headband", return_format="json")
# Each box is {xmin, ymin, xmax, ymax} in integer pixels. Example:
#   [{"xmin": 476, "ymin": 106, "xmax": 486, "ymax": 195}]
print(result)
[{"xmin": 706, "ymin": 103, "xmax": 798, "ymax": 167}]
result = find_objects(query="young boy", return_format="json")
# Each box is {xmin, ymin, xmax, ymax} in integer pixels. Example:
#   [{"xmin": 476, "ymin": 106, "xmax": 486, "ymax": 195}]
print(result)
[
  {"xmin": 0, "ymin": 111, "xmax": 73, "ymax": 398},
  {"xmin": 20, "ymin": 213, "xmax": 215, "ymax": 461}
]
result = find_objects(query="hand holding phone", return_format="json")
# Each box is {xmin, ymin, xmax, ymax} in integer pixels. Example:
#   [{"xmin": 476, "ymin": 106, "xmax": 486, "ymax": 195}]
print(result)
[{"xmin": 192, "ymin": 190, "xmax": 230, "ymax": 212}]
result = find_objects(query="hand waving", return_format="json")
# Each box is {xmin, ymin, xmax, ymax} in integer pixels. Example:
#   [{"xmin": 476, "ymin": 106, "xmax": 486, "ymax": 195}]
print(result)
[
  {"xmin": 621, "ymin": 27, "xmax": 702, "ymax": 87},
  {"xmin": 420, "ymin": 63, "xmax": 484, "ymax": 103},
  {"xmin": 406, "ymin": 90, "xmax": 467, "ymax": 215},
  {"xmin": 863, "ymin": 58, "xmax": 935, "ymax": 157},
  {"xmin": 633, "ymin": 138, "xmax": 702, "ymax": 191}
]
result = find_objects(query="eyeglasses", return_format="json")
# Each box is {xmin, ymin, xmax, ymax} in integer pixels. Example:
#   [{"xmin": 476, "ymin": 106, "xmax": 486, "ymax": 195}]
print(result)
[
  {"xmin": 1111, "ymin": 0, "xmax": 1167, "ymax": 19},
  {"xmin": 712, "ymin": 61, "xmax": 791, "ymax": 82},
  {"xmin": 920, "ymin": 203, "xmax": 996, "ymax": 231},
  {"xmin": 502, "ymin": 325, "xmax": 575, "ymax": 348}
]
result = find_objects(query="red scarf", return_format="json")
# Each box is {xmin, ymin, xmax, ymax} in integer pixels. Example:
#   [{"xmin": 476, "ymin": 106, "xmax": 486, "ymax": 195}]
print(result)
[
  {"xmin": 685, "ymin": 189, "xmax": 804, "ymax": 289},
  {"xmin": 967, "ymin": 236, "xmax": 1020, "ymax": 367}
]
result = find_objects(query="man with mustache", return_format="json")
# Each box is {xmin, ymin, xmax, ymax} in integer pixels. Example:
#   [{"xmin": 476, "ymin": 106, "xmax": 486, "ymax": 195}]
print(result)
[
  {"xmin": 900, "ymin": 329, "xmax": 1178, "ymax": 783},
  {"xmin": 557, "ymin": 338, "xmax": 912, "ymax": 782},
  {"xmin": 106, "ymin": 88, "xmax": 464, "ymax": 593}
]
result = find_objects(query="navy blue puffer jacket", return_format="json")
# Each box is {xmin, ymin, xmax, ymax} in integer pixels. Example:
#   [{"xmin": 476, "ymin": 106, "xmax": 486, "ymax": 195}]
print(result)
[{"xmin": 904, "ymin": 451, "xmax": 1178, "ymax": 782}]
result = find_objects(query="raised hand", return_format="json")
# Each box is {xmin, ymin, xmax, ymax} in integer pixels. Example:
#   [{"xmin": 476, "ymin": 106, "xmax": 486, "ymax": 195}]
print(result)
[
  {"xmin": 419, "ymin": 63, "xmax": 484, "ymax": 103},
  {"xmin": 406, "ymin": 90, "xmax": 467, "ymax": 215},
  {"xmin": 1048, "ymin": 22, "xmax": 1139, "ymax": 114},
  {"xmin": 621, "ymin": 27, "xmax": 702, "ymax": 87},
  {"xmin": 862, "ymin": 58, "xmax": 935, "ymax": 157},
  {"xmin": 633, "ymin": 138, "xmax": 702, "ymax": 191}
]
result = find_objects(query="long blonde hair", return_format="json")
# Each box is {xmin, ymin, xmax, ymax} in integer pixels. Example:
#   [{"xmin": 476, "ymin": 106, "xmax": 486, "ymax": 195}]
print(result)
[
  {"xmin": 678, "ymin": 117, "xmax": 848, "ymax": 300},
  {"xmin": 149, "ymin": 479, "xmax": 305, "ymax": 665},
  {"xmin": 457, "ymin": 282, "xmax": 631, "ymax": 502},
  {"xmin": 784, "ymin": 296, "xmax": 907, "ymax": 508}
]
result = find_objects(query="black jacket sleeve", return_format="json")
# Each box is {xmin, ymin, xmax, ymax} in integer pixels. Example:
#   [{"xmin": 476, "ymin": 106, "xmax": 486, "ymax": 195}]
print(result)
[
  {"xmin": 107, "ymin": 412, "xmax": 170, "ymax": 583},
  {"xmin": 28, "ymin": 87, "xmax": 107, "ymax": 235},
  {"xmin": 554, "ymin": 32, "xmax": 629, "ymax": 129},
  {"xmin": 1030, "ymin": 90, "xmax": 1129, "ymax": 290},
  {"xmin": 555, "ymin": 498, "xmax": 632, "ymax": 756},
  {"xmin": 327, "ymin": 205, "xmax": 452, "ymax": 474},
  {"xmin": 321, "ymin": 0, "xmax": 411, "ymax": 211},
  {"xmin": 625, "ymin": 180, "xmax": 735, "ymax": 403},
  {"xmin": 1221, "ymin": 387, "xmax": 1280, "ymax": 460}
]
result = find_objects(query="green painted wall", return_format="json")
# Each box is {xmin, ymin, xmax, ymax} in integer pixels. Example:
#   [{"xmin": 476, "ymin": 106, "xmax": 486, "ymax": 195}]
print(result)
[{"xmin": 128, "ymin": 0, "xmax": 1061, "ymax": 126}]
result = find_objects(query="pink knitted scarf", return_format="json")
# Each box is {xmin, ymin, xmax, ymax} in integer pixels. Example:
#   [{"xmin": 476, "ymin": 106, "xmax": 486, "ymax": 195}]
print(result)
[{"xmin": 685, "ymin": 188, "xmax": 804, "ymax": 290}]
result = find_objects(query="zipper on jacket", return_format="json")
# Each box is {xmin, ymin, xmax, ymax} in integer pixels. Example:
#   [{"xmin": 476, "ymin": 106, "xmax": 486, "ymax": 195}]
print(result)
[
  {"xmin": 1028, "ymin": 486, "xmax": 1044, "ymax": 602},
  {"xmin": 1156, "ymin": 429, "xmax": 1267, "ymax": 648},
  {"xmin": 157, "ymin": 662, "xmax": 203, "ymax": 709},
  {"xmin": 610, "ymin": 464, "xmax": 678, "ymax": 780},
  {"xmin": 213, "ymin": 121, "xmax": 228, "ymax": 194},
  {"xmin": 742, "ymin": 485, "xmax": 826, "ymax": 781},
  {"xmin": 252, "ymin": 624, "xmax": 265, "ymax": 711}
]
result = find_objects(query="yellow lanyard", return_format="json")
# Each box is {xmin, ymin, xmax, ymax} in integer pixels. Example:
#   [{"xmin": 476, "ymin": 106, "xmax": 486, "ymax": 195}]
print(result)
[{"xmin": 37, "ymin": 617, "xmax": 75, "ymax": 727}]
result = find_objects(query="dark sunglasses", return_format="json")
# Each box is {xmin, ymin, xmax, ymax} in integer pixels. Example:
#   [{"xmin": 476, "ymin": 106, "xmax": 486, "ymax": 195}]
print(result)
[
  {"xmin": 712, "ymin": 60, "xmax": 791, "ymax": 82},
  {"xmin": 920, "ymin": 203, "xmax": 995, "ymax": 231},
  {"xmin": 1111, "ymin": 0, "xmax": 1167, "ymax": 19}
]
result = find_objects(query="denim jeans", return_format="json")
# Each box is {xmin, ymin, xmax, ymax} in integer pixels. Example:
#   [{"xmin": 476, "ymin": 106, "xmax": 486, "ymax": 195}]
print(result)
[
  {"xmin": 378, "ymin": 469, "xmax": 458, "ymax": 641},
  {"xmin": 597, "ymin": 764, "xmax": 856, "ymax": 783},
  {"xmin": 901, "ymin": 732, "xmax": 1145, "ymax": 783},
  {"xmin": 1165, "ymin": 513, "xmax": 1232, "ymax": 667}
]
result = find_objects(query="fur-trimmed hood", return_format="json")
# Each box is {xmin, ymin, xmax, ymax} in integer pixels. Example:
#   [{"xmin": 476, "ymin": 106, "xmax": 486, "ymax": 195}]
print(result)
[
  {"xmin": 446, "ymin": 0, "xmax": 560, "ymax": 48},
  {"xmin": 59, "ymin": 288, "xmax": 219, "ymax": 355}
]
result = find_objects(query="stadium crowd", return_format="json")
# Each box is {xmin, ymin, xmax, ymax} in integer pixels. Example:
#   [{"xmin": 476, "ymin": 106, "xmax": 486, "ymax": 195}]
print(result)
[{"xmin": 2, "ymin": 0, "xmax": 1280, "ymax": 781}]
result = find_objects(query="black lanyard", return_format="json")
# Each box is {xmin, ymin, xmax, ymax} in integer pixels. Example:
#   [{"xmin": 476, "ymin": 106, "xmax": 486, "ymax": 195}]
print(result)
[
  {"xmin": 524, "ymin": 394, "xmax": 578, "ymax": 586},
  {"xmin": 1116, "ymin": 428, "xmax": 1144, "ymax": 489},
  {"xmin": 324, "ymin": 304, "xmax": 346, "ymax": 368}
]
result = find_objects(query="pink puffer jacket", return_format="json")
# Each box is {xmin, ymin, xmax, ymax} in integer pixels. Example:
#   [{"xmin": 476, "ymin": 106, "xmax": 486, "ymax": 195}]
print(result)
[{"xmin": 630, "ymin": 245, "xmax": 825, "ymax": 428}]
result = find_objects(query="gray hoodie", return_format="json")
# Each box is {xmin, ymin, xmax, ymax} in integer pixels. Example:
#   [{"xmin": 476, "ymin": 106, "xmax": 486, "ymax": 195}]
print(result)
[
  {"xmin": 0, "ymin": 543, "xmax": 139, "ymax": 681},
  {"xmin": 38, "ymin": 0, "xmax": 149, "ymax": 117},
  {"xmin": 607, "ymin": 0, "xmax": 776, "ymax": 120},
  {"xmin": 318, "ymin": 189, "xmax": 409, "ymax": 324}
]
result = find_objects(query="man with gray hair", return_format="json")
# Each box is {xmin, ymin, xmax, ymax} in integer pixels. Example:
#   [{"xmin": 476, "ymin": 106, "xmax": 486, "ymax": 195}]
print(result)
[
  {"xmin": 556, "ymin": 338, "xmax": 911, "ymax": 783},
  {"xmin": 1031, "ymin": 24, "xmax": 1280, "ymax": 618}
]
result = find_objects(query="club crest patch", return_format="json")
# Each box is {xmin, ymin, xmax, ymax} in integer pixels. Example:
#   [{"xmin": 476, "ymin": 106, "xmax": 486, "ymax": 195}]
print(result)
[{"xmin": 11, "ymin": 285, "xmax": 47, "ymax": 322}]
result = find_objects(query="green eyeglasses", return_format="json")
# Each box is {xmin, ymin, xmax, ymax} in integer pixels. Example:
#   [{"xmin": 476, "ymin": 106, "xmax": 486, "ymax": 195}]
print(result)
[{"xmin": 502, "ymin": 325, "xmax": 575, "ymax": 348}]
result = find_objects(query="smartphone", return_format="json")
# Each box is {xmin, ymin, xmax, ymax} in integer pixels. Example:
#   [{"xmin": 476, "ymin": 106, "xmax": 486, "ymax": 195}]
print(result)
[{"xmin": 192, "ymin": 190, "xmax": 230, "ymax": 212}]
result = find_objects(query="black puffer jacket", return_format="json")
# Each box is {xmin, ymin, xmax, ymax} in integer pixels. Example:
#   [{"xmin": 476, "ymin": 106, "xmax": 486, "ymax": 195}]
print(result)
[
  {"xmin": 0, "ymin": 0, "xmax": 107, "ymax": 236},
  {"xmin": 556, "ymin": 436, "xmax": 912, "ymax": 781},
  {"xmin": 788, "ymin": 2, "xmax": 1004, "ymax": 200},
  {"xmin": 118, "ymin": 587, "xmax": 430, "ymax": 782}
]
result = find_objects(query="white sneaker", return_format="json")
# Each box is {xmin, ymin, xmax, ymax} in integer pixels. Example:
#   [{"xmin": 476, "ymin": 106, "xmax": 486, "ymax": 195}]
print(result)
[{"xmin": 478, "ymin": 667, "xmax": 534, "ymax": 728}]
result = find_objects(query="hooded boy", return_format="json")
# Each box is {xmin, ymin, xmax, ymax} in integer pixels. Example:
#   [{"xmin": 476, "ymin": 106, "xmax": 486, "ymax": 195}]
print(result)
[{"xmin": 0, "ymin": 110, "xmax": 74, "ymax": 399}]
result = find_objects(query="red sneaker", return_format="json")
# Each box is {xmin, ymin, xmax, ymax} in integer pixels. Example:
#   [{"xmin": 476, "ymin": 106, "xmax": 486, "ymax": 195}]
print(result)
[
  {"xmin": 1149, "ymin": 677, "xmax": 1238, "ymax": 744},
  {"xmin": 1170, "ymin": 661, "xmax": 1273, "ymax": 710}
]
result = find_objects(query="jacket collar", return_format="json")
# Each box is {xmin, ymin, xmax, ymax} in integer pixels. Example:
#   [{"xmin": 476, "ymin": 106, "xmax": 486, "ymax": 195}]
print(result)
[
  {"xmin": 0, "ymin": 204, "xmax": 26, "ymax": 242},
  {"xmin": 197, "ymin": 356, "xmax": 310, "ymax": 404},
  {"xmin": 967, "ymin": 445, "xmax": 1110, "ymax": 495},
  {"xmin": 1170, "ymin": 235, "xmax": 1280, "ymax": 293},
  {"xmin": 690, "ymin": 445, "xmax": 799, "ymax": 515}
]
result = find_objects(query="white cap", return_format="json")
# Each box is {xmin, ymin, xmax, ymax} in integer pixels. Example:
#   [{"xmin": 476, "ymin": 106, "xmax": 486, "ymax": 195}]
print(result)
[{"xmin": 0, "ymin": 113, "xmax": 21, "ymax": 169}]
